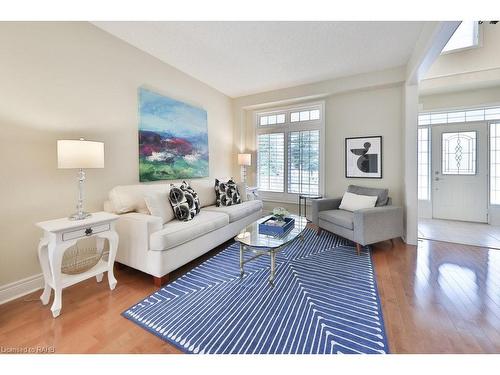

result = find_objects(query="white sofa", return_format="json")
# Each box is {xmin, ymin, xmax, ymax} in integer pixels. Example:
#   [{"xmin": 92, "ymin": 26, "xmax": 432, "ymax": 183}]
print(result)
[{"xmin": 104, "ymin": 179, "xmax": 263, "ymax": 286}]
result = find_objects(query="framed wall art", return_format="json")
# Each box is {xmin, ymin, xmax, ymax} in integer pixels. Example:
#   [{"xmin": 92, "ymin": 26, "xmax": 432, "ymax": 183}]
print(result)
[
  {"xmin": 345, "ymin": 136, "xmax": 382, "ymax": 179},
  {"xmin": 138, "ymin": 87, "xmax": 209, "ymax": 182}
]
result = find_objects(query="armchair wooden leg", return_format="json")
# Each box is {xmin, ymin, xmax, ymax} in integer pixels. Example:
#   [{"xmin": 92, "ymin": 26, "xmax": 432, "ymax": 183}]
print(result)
[
  {"xmin": 153, "ymin": 274, "xmax": 170, "ymax": 288},
  {"xmin": 317, "ymin": 228, "xmax": 322, "ymax": 236},
  {"xmin": 355, "ymin": 243, "xmax": 361, "ymax": 256},
  {"xmin": 390, "ymin": 238, "xmax": 395, "ymax": 247}
]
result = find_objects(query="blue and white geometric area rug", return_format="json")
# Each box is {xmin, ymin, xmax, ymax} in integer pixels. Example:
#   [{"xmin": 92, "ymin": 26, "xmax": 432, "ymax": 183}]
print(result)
[{"xmin": 122, "ymin": 228, "xmax": 389, "ymax": 354}]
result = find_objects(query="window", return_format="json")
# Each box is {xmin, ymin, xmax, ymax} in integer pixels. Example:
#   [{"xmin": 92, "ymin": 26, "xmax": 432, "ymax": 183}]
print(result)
[
  {"xmin": 257, "ymin": 133, "xmax": 284, "ymax": 192},
  {"xmin": 259, "ymin": 113, "xmax": 285, "ymax": 126},
  {"xmin": 418, "ymin": 106, "xmax": 500, "ymax": 126},
  {"xmin": 290, "ymin": 109, "xmax": 320, "ymax": 123},
  {"xmin": 288, "ymin": 130, "xmax": 320, "ymax": 195},
  {"xmin": 255, "ymin": 103, "xmax": 324, "ymax": 199},
  {"xmin": 418, "ymin": 127, "xmax": 430, "ymax": 200},
  {"xmin": 441, "ymin": 131, "xmax": 477, "ymax": 175},
  {"xmin": 442, "ymin": 21, "xmax": 479, "ymax": 53},
  {"xmin": 490, "ymin": 123, "xmax": 500, "ymax": 204}
]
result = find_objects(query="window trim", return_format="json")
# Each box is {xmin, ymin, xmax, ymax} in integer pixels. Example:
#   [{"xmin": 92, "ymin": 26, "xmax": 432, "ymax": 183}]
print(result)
[
  {"xmin": 418, "ymin": 125, "xmax": 431, "ymax": 201},
  {"xmin": 419, "ymin": 105, "xmax": 500, "ymax": 127},
  {"xmin": 489, "ymin": 122, "xmax": 500, "ymax": 206},
  {"xmin": 254, "ymin": 101, "xmax": 325, "ymax": 203}
]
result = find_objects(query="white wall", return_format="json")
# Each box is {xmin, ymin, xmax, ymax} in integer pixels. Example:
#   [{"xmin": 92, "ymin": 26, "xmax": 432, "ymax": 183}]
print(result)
[
  {"xmin": 403, "ymin": 22, "xmax": 461, "ymax": 244},
  {"xmin": 403, "ymin": 84, "xmax": 419, "ymax": 243},
  {"xmin": 420, "ymin": 85, "xmax": 500, "ymax": 111},
  {"xmin": 425, "ymin": 24, "xmax": 500, "ymax": 79},
  {"xmin": 0, "ymin": 22, "xmax": 234, "ymax": 288},
  {"xmin": 233, "ymin": 72, "xmax": 405, "ymax": 223},
  {"xmin": 324, "ymin": 86, "xmax": 404, "ymax": 203},
  {"xmin": 421, "ymin": 24, "xmax": 500, "ymax": 96}
]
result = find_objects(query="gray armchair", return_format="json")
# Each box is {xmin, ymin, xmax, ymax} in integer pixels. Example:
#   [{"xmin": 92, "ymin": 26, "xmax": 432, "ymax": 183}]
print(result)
[{"xmin": 311, "ymin": 185, "xmax": 403, "ymax": 254}]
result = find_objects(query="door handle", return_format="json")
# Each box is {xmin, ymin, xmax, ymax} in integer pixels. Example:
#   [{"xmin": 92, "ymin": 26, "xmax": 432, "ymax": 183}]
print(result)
[{"xmin": 435, "ymin": 177, "xmax": 440, "ymax": 181}]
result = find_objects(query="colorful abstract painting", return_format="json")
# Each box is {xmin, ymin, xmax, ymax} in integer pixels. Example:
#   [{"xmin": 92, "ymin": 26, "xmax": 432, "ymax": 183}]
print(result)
[{"xmin": 138, "ymin": 88, "xmax": 209, "ymax": 181}]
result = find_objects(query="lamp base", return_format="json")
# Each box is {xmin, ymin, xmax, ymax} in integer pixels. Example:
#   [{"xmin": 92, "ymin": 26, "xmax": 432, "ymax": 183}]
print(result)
[{"xmin": 68, "ymin": 211, "xmax": 92, "ymax": 221}]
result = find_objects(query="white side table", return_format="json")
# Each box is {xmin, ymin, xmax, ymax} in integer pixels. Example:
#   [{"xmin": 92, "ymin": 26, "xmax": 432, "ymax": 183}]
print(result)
[{"xmin": 36, "ymin": 212, "xmax": 119, "ymax": 318}]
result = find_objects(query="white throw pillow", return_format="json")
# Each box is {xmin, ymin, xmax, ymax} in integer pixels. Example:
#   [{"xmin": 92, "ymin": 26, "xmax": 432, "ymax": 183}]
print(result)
[
  {"xmin": 236, "ymin": 182, "xmax": 248, "ymax": 202},
  {"xmin": 144, "ymin": 192, "xmax": 175, "ymax": 224},
  {"xmin": 339, "ymin": 191, "xmax": 378, "ymax": 212},
  {"xmin": 189, "ymin": 179, "xmax": 217, "ymax": 207}
]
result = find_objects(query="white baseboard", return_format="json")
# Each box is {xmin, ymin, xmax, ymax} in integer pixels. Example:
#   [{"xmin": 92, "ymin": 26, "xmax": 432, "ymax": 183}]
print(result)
[{"xmin": 0, "ymin": 273, "xmax": 44, "ymax": 305}]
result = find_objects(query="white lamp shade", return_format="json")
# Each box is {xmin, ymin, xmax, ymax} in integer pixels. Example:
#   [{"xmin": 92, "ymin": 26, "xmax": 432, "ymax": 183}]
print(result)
[
  {"xmin": 238, "ymin": 153, "xmax": 251, "ymax": 166},
  {"xmin": 57, "ymin": 139, "xmax": 105, "ymax": 169}
]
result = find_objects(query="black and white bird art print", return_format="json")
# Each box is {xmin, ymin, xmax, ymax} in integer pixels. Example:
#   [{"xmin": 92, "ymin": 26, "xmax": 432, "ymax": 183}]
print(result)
[{"xmin": 345, "ymin": 136, "xmax": 382, "ymax": 178}]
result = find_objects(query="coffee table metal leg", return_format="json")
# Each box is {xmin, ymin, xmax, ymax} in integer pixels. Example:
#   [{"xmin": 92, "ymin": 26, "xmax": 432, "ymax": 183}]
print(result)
[
  {"xmin": 239, "ymin": 243, "xmax": 244, "ymax": 277},
  {"xmin": 269, "ymin": 250, "xmax": 276, "ymax": 284}
]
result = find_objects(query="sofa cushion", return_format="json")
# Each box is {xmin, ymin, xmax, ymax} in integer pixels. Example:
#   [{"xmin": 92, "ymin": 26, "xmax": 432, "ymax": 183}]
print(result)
[
  {"xmin": 189, "ymin": 179, "xmax": 217, "ymax": 207},
  {"xmin": 144, "ymin": 192, "xmax": 175, "ymax": 224},
  {"xmin": 203, "ymin": 200, "xmax": 263, "ymax": 223},
  {"xmin": 347, "ymin": 185, "xmax": 389, "ymax": 206},
  {"xmin": 150, "ymin": 211, "xmax": 229, "ymax": 251},
  {"xmin": 109, "ymin": 184, "xmax": 171, "ymax": 213},
  {"xmin": 236, "ymin": 182, "xmax": 248, "ymax": 202},
  {"xmin": 318, "ymin": 209, "xmax": 354, "ymax": 230}
]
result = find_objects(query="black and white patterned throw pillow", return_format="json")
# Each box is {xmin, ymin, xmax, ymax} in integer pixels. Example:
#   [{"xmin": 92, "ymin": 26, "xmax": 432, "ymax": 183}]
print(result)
[
  {"xmin": 168, "ymin": 181, "xmax": 200, "ymax": 221},
  {"xmin": 180, "ymin": 181, "xmax": 200, "ymax": 215},
  {"xmin": 215, "ymin": 178, "xmax": 241, "ymax": 207}
]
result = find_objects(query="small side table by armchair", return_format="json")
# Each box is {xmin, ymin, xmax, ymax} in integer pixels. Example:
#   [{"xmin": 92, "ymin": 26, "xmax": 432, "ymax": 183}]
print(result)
[{"xmin": 298, "ymin": 193, "xmax": 322, "ymax": 221}]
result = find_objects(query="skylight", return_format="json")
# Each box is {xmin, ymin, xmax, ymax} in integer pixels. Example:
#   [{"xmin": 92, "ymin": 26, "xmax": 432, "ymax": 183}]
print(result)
[{"xmin": 441, "ymin": 21, "xmax": 479, "ymax": 53}]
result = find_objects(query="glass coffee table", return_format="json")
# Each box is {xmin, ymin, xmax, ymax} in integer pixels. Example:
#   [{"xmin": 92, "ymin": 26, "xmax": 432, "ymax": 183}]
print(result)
[{"xmin": 234, "ymin": 215, "xmax": 307, "ymax": 284}]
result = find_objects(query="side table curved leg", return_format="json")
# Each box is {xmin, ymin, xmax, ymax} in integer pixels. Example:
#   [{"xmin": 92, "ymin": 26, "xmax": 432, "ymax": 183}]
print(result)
[
  {"xmin": 99, "ymin": 231, "xmax": 119, "ymax": 290},
  {"xmin": 48, "ymin": 240, "xmax": 75, "ymax": 318},
  {"xmin": 95, "ymin": 236, "xmax": 105, "ymax": 283},
  {"xmin": 37, "ymin": 238, "xmax": 51, "ymax": 305}
]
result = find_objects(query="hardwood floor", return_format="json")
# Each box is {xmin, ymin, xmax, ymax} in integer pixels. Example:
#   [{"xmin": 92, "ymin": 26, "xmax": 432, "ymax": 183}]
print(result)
[
  {"xmin": 1, "ymin": 237, "xmax": 499, "ymax": 354},
  {"xmin": 373, "ymin": 238, "xmax": 500, "ymax": 353}
]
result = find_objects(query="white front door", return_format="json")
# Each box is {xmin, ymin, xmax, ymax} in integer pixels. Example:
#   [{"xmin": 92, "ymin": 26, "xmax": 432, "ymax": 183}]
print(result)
[{"xmin": 431, "ymin": 122, "xmax": 488, "ymax": 223}]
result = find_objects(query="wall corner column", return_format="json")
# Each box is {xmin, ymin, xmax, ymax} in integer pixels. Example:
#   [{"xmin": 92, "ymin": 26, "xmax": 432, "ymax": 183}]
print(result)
[{"xmin": 403, "ymin": 83, "xmax": 419, "ymax": 245}]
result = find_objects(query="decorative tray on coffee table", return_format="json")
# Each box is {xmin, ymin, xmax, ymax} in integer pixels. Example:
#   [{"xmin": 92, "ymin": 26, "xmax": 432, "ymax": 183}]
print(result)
[{"xmin": 258, "ymin": 216, "xmax": 295, "ymax": 236}]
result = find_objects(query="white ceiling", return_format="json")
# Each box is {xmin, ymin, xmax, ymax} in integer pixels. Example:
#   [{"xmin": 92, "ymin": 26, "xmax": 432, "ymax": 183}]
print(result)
[{"xmin": 93, "ymin": 21, "xmax": 425, "ymax": 98}]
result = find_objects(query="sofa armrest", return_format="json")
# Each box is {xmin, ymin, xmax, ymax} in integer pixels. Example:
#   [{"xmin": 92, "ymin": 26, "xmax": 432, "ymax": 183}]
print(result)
[
  {"xmin": 353, "ymin": 205, "xmax": 403, "ymax": 246},
  {"xmin": 311, "ymin": 198, "xmax": 342, "ymax": 226},
  {"xmin": 115, "ymin": 212, "xmax": 163, "ymax": 252}
]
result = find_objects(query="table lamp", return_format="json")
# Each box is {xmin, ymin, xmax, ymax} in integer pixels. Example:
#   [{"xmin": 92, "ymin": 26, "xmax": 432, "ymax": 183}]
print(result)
[
  {"xmin": 238, "ymin": 153, "xmax": 251, "ymax": 184},
  {"xmin": 57, "ymin": 138, "xmax": 104, "ymax": 220}
]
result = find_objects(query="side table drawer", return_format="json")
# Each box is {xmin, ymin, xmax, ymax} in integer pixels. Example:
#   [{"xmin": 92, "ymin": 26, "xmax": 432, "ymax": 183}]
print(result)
[{"xmin": 62, "ymin": 223, "xmax": 110, "ymax": 241}]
